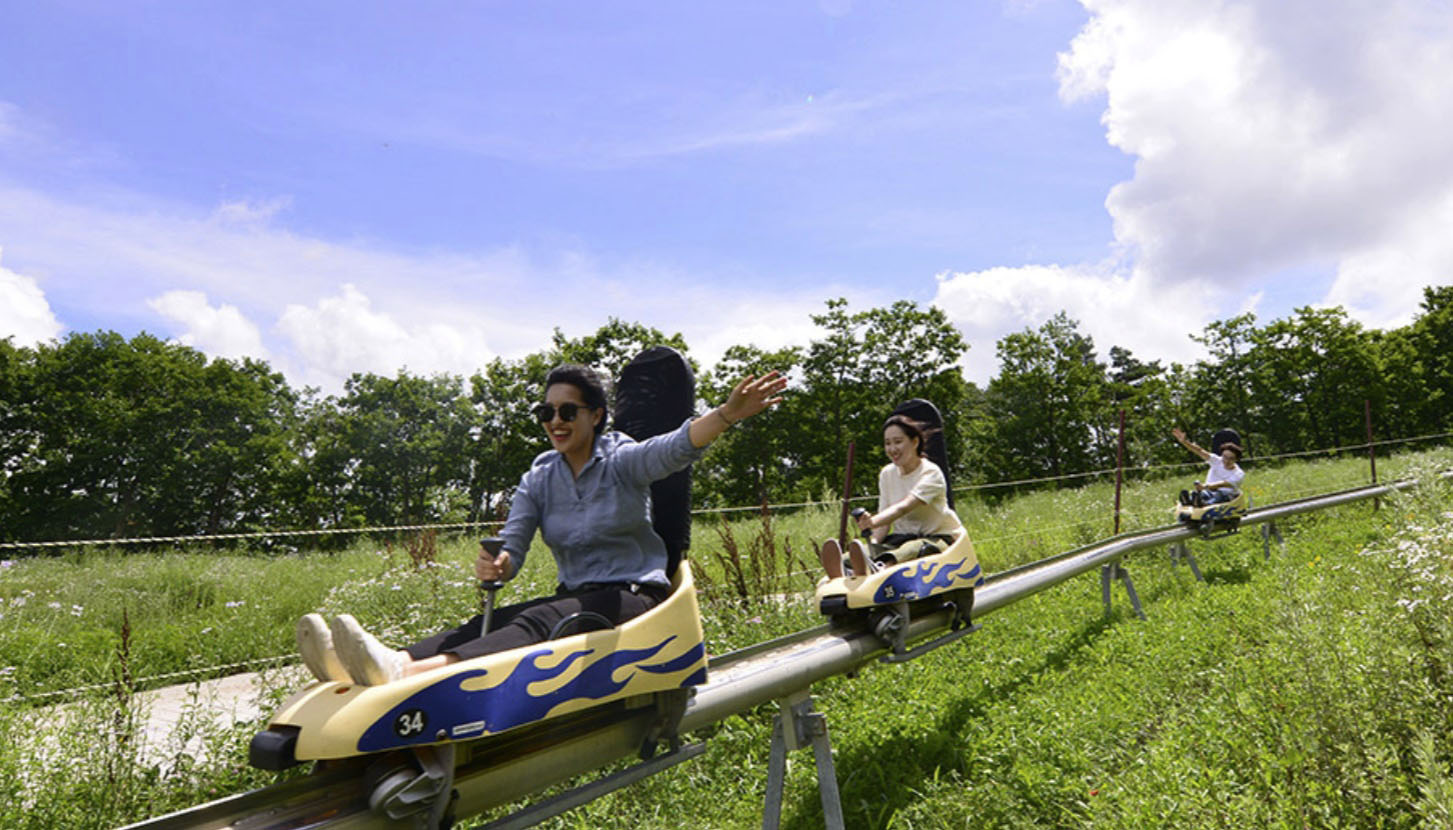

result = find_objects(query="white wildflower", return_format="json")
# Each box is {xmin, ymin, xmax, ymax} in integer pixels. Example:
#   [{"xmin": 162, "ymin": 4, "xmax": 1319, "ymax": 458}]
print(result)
[{"xmin": 70, "ymin": 605, "xmax": 83, "ymax": 616}]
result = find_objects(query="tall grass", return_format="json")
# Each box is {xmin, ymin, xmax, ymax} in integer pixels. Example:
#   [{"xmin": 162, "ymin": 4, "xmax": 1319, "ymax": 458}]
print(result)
[
  {"xmin": 0, "ymin": 446, "xmax": 1449, "ymax": 828},
  {"xmin": 529, "ymin": 465, "xmax": 1453, "ymax": 829}
]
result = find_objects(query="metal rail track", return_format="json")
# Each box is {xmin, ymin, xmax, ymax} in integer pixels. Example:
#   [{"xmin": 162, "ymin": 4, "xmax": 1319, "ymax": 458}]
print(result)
[{"xmin": 120, "ymin": 474, "xmax": 1442, "ymax": 829}]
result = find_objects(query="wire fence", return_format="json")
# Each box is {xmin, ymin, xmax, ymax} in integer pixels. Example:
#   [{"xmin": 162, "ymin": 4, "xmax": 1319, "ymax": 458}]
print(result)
[
  {"xmin": 3, "ymin": 431, "xmax": 1448, "ymax": 553},
  {"xmin": 2, "ymin": 655, "xmax": 295, "ymax": 705},
  {"xmin": 2, "ymin": 429, "xmax": 1449, "ymax": 704}
]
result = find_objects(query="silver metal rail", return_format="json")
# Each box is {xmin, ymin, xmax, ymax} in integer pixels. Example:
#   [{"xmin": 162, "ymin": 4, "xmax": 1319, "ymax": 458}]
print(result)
[{"xmin": 120, "ymin": 473, "xmax": 1443, "ymax": 829}]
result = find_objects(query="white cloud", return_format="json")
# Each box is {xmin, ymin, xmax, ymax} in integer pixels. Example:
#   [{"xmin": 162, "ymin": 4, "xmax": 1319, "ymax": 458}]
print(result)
[
  {"xmin": 0, "ymin": 249, "xmax": 63, "ymax": 346},
  {"xmin": 147, "ymin": 290, "xmax": 269, "ymax": 362},
  {"xmin": 210, "ymin": 197, "xmax": 292, "ymax": 228},
  {"xmin": 340, "ymin": 83, "xmax": 899, "ymax": 169},
  {"xmin": 1057, "ymin": 0, "xmax": 1453, "ymax": 303},
  {"xmin": 0, "ymin": 184, "xmax": 535, "ymax": 328},
  {"xmin": 1326, "ymin": 188, "xmax": 1453, "ymax": 330},
  {"xmin": 0, "ymin": 184, "xmax": 554, "ymax": 384},
  {"xmin": 275, "ymin": 284, "xmax": 494, "ymax": 390},
  {"xmin": 933, "ymin": 263, "xmax": 1216, "ymax": 385},
  {"xmin": 0, "ymin": 180, "xmax": 854, "ymax": 393}
]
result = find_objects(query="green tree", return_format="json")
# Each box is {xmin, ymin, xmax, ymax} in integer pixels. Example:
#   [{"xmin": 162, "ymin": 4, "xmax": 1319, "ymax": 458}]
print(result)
[
  {"xmin": 1249, "ymin": 307, "xmax": 1380, "ymax": 453},
  {"xmin": 332, "ymin": 371, "xmax": 476, "ymax": 527},
  {"xmin": 1106, "ymin": 346, "xmax": 1185, "ymax": 468},
  {"xmin": 549, "ymin": 318, "xmax": 695, "ymax": 386},
  {"xmin": 790, "ymin": 299, "xmax": 970, "ymax": 502},
  {"xmin": 466, "ymin": 354, "xmax": 552, "ymax": 523},
  {"xmin": 0, "ymin": 332, "xmax": 296, "ymax": 543},
  {"xmin": 283, "ymin": 389, "xmax": 361, "ymax": 533},
  {"xmin": 1402, "ymin": 286, "xmax": 1453, "ymax": 432},
  {"xmin": 697, "ymin": 343, "xmax": 803, "ymax": 507},
  {"xmin": 1367, "ymin": 325, "xmax": 1427, "ymax": 443},
  {"xmin": 1185, "ymin": 313, "xmax": 1259, "ymax": 445},
  {"xmin": 188, "ymin": 356, "xmax": 299, "ymax": 535},
  {"xmin": 968, "ymin": 312, "xmax": 1108, "ymax": 486}
]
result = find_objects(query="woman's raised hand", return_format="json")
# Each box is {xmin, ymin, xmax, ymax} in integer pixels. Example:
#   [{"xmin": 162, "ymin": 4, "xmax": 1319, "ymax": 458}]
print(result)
[{"xmin": 720, "ymin": 370, "xmax": 788, "ymax": 423}]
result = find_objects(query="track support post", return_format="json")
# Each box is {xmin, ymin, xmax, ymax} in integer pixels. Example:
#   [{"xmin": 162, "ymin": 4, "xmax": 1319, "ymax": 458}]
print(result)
[
  {"xmin": 1168, "ymin": 541, "xmax": 1203, "ymax": 582},
  {"xmin": 762, "ymin": 691, "xmax": 844, "ymax": 830},
  {"xmin": 1261, "ymin": 520, "xmax": 1283, "ymax": 561},
  {"xmin": 1101, "ymin": 562, "xmax": 1146, "ymax": 620}
]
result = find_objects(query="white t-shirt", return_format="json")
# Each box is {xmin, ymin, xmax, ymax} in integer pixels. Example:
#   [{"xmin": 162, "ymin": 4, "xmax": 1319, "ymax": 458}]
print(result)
[
  {"xmin": 877, "ymin": 458, "xmax": 964, "ymax": 538},
  {"xmin": 1205, "ymin": 455, "xmax": 1245, "ymax": 494}
]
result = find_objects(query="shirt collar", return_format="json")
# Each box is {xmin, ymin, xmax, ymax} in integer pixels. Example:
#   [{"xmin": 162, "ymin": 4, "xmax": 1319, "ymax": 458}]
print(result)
[{"xmin": 568, "ymin": 430, "xmax": 616, "ymax": 474}]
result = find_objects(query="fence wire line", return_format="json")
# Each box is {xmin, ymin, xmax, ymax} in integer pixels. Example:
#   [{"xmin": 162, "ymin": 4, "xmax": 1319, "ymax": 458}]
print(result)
[
  {"xmin": 1, "ymin": 432, "xmax": 1447, "ymax": 554},
  {"xmin": 5, "ymin": 464, "xmax": 1418, "ymax": 704},
  {"xmin": 2, "ymin": 654, "xmax": 296, "ymax": 705},
  {"xmin": 0, "ymin": 520, "xmax": 504, "ymax": 551}
]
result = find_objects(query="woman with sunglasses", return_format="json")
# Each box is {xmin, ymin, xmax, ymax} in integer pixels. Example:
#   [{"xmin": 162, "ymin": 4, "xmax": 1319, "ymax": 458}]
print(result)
[{"xmin": 298, "ymin": 362, "xmax": 786, "ymax": 686}]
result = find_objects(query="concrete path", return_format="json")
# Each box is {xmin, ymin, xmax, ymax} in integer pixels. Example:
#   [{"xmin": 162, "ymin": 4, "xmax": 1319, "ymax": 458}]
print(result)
[
  {"xmin": 132, "ymin": 667, "xmax": 306, "ymax": 768},
  {"xmin": 31, "ymin": 664, "xmax": 311, "ymax": 772}
]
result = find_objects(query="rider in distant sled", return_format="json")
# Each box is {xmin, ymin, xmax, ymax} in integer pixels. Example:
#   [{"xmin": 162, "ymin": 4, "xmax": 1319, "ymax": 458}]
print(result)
[{"xmin": 1172, "ymin": 427, "xmax": 1245, "ymax": 507}]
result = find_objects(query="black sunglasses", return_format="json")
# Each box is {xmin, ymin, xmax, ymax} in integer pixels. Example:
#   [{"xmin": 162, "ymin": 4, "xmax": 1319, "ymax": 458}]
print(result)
[{"xmin": 532, "ymin": 402, "xmax": 592, "ymax": 423}]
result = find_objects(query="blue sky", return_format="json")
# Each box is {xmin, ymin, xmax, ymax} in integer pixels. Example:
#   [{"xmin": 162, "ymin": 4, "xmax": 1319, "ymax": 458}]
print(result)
[{"xmin": 3, "ymin": 0, "xmax": 1450, "ymax": 390}]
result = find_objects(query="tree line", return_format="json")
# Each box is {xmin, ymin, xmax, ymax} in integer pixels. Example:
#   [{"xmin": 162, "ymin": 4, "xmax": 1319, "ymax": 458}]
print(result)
[{"xmin": 1, "ymin": 286, "xmax": 1450, "ymax": 548}]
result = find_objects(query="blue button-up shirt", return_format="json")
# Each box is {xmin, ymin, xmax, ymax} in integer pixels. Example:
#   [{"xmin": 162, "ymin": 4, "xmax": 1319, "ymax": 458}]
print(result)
[{"xmin": 499, "ymin": 418, "xmax": 704, "ymax": 590}]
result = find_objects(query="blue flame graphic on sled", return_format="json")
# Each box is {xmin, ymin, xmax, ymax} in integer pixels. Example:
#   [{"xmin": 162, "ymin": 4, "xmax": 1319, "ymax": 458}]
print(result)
[
  {"xmin": 358, "ymin": 636, "xmax": 705, "ymax": 752},
  {"xmin": 816, "ymin": 533, "xmax": 984, "ymax": 614},
  {"xmin": 871, "ymin": 559, "xmax": 983, "ymax": 605},
  {"xmin": 261, "ymin": 562, "xmax": 707, "ymax": 762}
]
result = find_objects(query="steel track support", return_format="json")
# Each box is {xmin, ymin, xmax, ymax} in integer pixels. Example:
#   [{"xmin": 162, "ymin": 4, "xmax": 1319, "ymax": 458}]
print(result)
[
  {"xmin": 1168, "ymin": 541, "xmax": 1203, "ymax": 582},
  {"xmin": 1261, "ymin": 520, "xmax": 1283, "ymax": 560},
  {"xmin": 762, "ymin": 691, "xmax": 844, "ymax": 830},
  {"xmin": 1100, "ymin": 562, "xmax": 1146, "ymax": 620}
]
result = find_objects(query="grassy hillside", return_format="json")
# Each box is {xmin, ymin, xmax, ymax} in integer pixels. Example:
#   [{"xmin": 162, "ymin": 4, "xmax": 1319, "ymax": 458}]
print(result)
[
  {"xmin": 513, "ymin": 456, "xmax": 1453, "ymax": 829},
  {"xmin": 0, "ymin": 448, "xmax": 1449, "ymax": 828}
]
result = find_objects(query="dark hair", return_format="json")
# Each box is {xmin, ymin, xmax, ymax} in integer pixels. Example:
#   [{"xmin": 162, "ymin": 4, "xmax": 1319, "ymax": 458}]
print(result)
[
  {"xmin": 883, "ymin": 414, "xmax": 935, "ymax": 457},
  {"xmin": 544, "ymin": 364, "xmax": 610, "ymax": 435},
  {"xmin": 1221, "ymin": 442, "xmax": 1243, "ymax": 461}
]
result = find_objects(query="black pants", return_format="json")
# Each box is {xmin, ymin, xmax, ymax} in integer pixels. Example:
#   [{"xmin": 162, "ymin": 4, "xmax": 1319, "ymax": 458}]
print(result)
[
  {"xmin": 405, "ymin": 582, "xmax": 671, "ymax": 663},
  {"xmin": 875, "ymin": 532, "xmax": 955, "ymax": 563}
]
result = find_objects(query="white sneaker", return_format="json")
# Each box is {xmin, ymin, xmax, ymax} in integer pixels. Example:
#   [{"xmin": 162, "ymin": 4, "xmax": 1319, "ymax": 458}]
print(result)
[
  {"xmin": 818, "ymin": 538, "xmax": 845, "ymax": 579},
  {"xmin": 329, "ymin": 614, "xmax": 404, "ymax": 686},
  {"xmin": 295, "ymin": 613, "xmax": 349, "ymax": 682},
  {"xmin": 847, "ymin": 540, "xmax": 873, "ymax": 577}
]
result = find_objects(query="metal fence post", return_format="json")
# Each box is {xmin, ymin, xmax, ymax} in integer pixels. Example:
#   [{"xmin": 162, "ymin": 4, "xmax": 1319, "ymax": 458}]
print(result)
[{"xmin": 1114, "ymin": 409, "xmax": 1126, "ymax": 535}]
